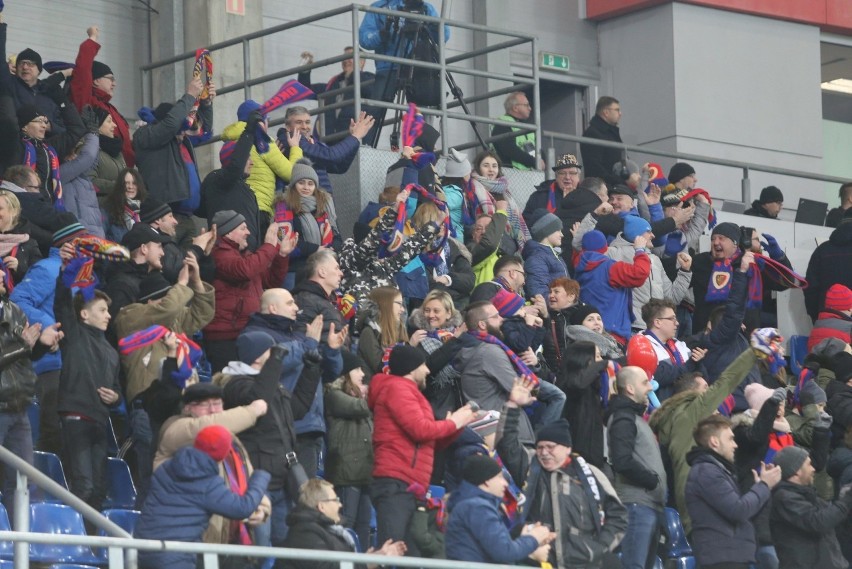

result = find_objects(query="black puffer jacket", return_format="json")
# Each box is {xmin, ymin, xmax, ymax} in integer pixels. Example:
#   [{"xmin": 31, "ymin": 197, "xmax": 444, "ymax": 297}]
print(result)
[
  {"xmin": 278, "ymin": 506, "xmax": 354, "ymax": 569},
  {"xmin": 805, "ymin": 221, "xmax": 852, "ymax": 321}
]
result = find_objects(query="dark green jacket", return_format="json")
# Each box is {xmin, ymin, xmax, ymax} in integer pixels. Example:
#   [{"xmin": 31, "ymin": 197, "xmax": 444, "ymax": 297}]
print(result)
[{"xmin": 324, "ymin": 379, "xmax": 373, "ymax": 486}]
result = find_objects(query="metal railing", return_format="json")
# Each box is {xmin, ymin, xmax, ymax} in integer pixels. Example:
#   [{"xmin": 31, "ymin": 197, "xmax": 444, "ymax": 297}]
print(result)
[
  {"xmin": 0, "ymin": 445, "xmax": 134, "ymax": 569},
  {"xmin": 141, "ymin": 3, "xmax": 540, "ymax": 155}
]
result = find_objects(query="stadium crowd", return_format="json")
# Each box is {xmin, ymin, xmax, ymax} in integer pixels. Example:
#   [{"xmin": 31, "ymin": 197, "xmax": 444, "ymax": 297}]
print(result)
[{"xmin": 0, "ymin": 10, "xmax": 851, "ymax": 569}]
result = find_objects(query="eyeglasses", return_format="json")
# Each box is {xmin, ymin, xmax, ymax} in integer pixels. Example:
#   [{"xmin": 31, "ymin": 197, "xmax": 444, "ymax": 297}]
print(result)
[
  {"xmin": 28, "ymin": 118, "xmax": 49, "ymax": 125},
  {"xmin": 17, "ymin": 60, "xmax": 37, "ymax": 68},
  {"xmin": 320, "ymin": 496, "xmax": 341, "ymax": 504},
  {"xmin": 189, "ymin": 399, "xmax": 223, "ymax": 410},
  {"xmin": 101, "ymin": 76, "xmax": 116, "ymax": 83},
  {"xmin": 657, "ymin": 316, "xmax": 678, "ymax": 323},
  {"xmin": 535, "ymin": 442, "xmax": 560, "ymax": 453},
  {"xmin": 515, "ymin": 103, "xmax": 531, "ymax": 108}
]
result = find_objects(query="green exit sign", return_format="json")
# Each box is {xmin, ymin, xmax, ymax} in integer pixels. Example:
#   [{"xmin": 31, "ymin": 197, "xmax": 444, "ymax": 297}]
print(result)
[{"xmin": 540, "ymin": 52, "xmax": 570, "ymax": 72}]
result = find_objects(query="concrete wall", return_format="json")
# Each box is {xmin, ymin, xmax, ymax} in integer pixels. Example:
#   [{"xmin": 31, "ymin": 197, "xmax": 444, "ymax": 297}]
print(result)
[{"xmin": 599, "ymin": 3, "xmax": 825, "ymax": 210}]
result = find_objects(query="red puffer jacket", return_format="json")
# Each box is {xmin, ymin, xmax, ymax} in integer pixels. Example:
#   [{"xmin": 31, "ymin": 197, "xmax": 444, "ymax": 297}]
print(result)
[
  {"xmin": 368, "ymin": 372, "xmax": 460, "ymax": 488},
  {"xmin": 204, "ymin": 238, "xmax": 289, "ymax": 341}
]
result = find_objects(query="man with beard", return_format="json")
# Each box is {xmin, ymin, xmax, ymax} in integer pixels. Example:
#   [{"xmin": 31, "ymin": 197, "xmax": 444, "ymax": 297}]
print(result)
[{"xmin": 369, "ymin": 344, "xmax": 478, "ymax": 556}]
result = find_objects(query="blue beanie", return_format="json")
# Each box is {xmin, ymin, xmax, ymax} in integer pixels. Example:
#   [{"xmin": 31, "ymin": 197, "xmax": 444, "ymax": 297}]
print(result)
[
  {"xmin": 237, "ymin": 100, "xmax": 262, "ymax": 122},
  {"xmin": 622, "ymin": 215, "xmax": 652, "ymax": 242},
  {"xmin": 237, "ymin": 331, "xmax": 276, "ymax": 365},
  {"xmin": 582, "ymin": 230, "xmax": 607, "ymax": 252}
]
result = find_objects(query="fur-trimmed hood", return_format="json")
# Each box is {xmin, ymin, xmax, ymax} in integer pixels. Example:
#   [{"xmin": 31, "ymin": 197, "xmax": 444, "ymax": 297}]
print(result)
[{"xmin": 408, "ymin": 305, "xmax": 464, "ymax": 331}]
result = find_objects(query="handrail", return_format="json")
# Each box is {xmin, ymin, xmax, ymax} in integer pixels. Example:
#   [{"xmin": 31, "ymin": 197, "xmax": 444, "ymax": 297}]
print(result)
[
  {"xmin": 542, "ymin": 130, "xmax": 851, "ymax": 185},
  {"xmin": 0, "ymin": 530, "xmax": 519, "ymax": 569},
  {"xmin": 0, "ymin": 446, "xmax": 130, "ymax": 539}
]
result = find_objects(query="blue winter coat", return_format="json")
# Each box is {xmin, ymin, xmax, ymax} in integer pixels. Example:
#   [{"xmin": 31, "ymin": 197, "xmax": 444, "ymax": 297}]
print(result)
[
  {"xmin": 522, "ymin": 240, "xmax": 568, "ymax": 299},
  {"xmin": 9, "ymin": 248, "xmax": 61, "ymax": 375},
  {"xmin": 135, "ymin": 446, "xmax": 270, "ymax": 569},
  {"xmin": 60, "ymin": 133, "xmax": 105, "ymax": 237},
  {"xmin": 445, "ymin": 481, "xmax": 538, "ymax": 563},
  {"xmin": 241, "ymin": 312, "xmax": 342, "ymax": 435}
]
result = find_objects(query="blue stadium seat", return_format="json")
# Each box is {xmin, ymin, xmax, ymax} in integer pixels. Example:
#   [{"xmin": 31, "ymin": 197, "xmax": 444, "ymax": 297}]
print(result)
[
  {"xmin": 28, "ymin": 503, "xmax": 102, "ymax": 564},
  {"xmin": 0, "ymin": 561, "xmax": 11, "ymax": 568},
  {"xmin": 32, "ymin": 451, "xmax": 68, "ymax": 503},
  {"xmin": 105, "ymin": 417, "xmax": 119, "ymax": 457},
  {"xmin": 661, "ymin": 507, "xmax": 692, "ymax": 557},
  {"xmin": 95, "ymin": 509, "xmax": 140, "ymax": 562},
  {"xmin": 789, "ymin": 335, "xmax": 809, "ymax": 376},
  {"xmin": 0, "ymin": 502, "xmax": 13, "ymax": 560},
  {"xmin": 343, "ymin": 527, "xmax": 362, "ymax": 553},
  {"xmin": 103, "ymin": 458, "xmax": 137, "ymax": 509}
]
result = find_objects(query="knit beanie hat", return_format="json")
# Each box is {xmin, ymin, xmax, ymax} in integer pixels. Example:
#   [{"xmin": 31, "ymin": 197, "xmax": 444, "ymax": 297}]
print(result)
[
  {"xmin": 711, "ymin": 222, "xmax": 740, "ymax": 245},
  {"xmin": 16, "ymin": 48, "xmax": 42, "ymax": 73},
  {"xmin": 772, "ymin": 445, "xmax": 808, "ymax": 480},
  {"xmin": 91, "ymin": 61, "xmax": 113, "ymax": 81},
  {"xmin": 138, "ymin": 272, "xmax": 172, "ymax": 302},
  {"xmin": 237, "ymin": 99, "xmax": 262, "ymax": 122},
  {"xmin": 52, "ymin": 214, "xmax": 87, "ymax": 248},
  {"xmin": 744, "ymin": 383, "xmax": 775, "ymax": 411},
  {"xmin": 219, "ymin": 141, "xmax": 237, "ymax": 167},
  {"xmin": 194, "ymin": 425, "xmax": 233, "ymax": 463},
  {"xmin": 535, "ymin": 418, "xmax": 573, "ymax": 448},
  {"xmin": 388, "ymin": 344, "xmax": 427, "ymax": 377},
  {"xmin": 759, "ymin": 186, "xmax": 784, "ymax": 205},
  {"xmin": 341, "ymin": 350, "xmax": 364, "ymax": 377},
  {"xmin": 139, "ymin": 198, "xmax": 172, "ymax": 225},
  {"xmin": 290, "ymin": 159, "xmax": 319, "ymax": 187},
  {"xmin": 237, "ymin": 331, "xmax": 276, "ymax": 365},
  {"xmin": 552, "ymin": 154, "xmax": 582, "ymax": 172},
  {"xmin": 832, "ymin": 351, "xmax": 852, "ymax": 383},
  {"xmin": 530, "ymin": 210, "xmax": 563, "ymax": 242},
  {"xmin": 568, "ymin": 304, "xmax": 600, "ymax": 326},
  {"xmin": 211, "ymin": 210, "xmax": 246, "ymax": 238},
  {"xmin": 492, "ymin": 288, "xmax": 525, "ymax": 317},
  {"xmin": 825, "ymin": 284, "xmax": 852, "ymax": 312},
  {"xmin": 799, "ymin": 381, "xmax": 827, "ymax": 407},
  {"xmin": 582, "ymin": 230, "xmax": 608, "ymax": 253},
  {"xmin": 622, "ymin": 215, "xmax": 651, "ymax": 242},
  {"xmin": 462, "ymin": 454, "xmax": 503, "ymax": 486},
  {"xmin": 668, "ymin": 162, "xmax": 696, "ymax": 185},
  {"xmin": 444, "ymin": 148, "xmax": 472, "ymax": 179},
  {"xmin": 153, "ymin": 102, "xmax": 174, "ymax": 122},
  {"xmin": 16, "ymin": 104, "xmax": 43, "ymax": 128}
]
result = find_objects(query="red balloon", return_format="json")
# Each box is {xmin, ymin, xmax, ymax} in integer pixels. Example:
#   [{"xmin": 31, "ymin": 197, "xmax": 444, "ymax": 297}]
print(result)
[{"xmin": 627, "ymin": 334, "xmax": 658, "ymax": 380}]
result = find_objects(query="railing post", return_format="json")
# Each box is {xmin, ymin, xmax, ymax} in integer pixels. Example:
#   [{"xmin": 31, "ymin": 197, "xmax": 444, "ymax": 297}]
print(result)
[
  {"xmin": 13, "ymin": 471, "xmax": 28, "ymax": 569},
  {"xmin": 242, "ymin": 39, "xmax": 251, "ymax": 101},
  {"xmin": 203, "ymin": 551, "xmax": 220, "ymax": 569},
  {"xmin": 108, "ymin": 546, "xmax": 126, "ymax": 569},
  {"xmin": 339, "ymin": 561, "xmax": 355, "ymax": 569},
  {"xmin": 352, "ymin": 6, "xmax": 362, "ymax": 121},
  {"xmin": 438, "ymin": 16, "xmax": 448, "ymax": 148},
  {"xmin": 741, "ymin": 167, "xmax": 751, "ymax": 204},
  {"xmin": 531, "ymin": 36, "xmax": 542, "ymax": 170}
]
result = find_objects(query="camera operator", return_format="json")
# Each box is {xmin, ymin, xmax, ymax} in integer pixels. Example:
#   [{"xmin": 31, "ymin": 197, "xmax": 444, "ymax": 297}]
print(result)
[{"xmin": 359, "ymin": 0, "xmax": 449, "ymax": 146}]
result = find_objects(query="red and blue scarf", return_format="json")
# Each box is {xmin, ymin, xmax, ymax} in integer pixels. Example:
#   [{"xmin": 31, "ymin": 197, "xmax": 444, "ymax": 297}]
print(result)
[
  {"xmin": 186, "ymin": 49, "xmax": 213, "ymax": 129},
  {"xmin": 465, "ymin": 330, "xmax": 540, "ymax": 387},
  {"xmin": 251, "ymin": 79, "xmax": 314, "ymax": 154},
  {"xmin": 22, "ymin": 138, "xmax": 63, "ymax": 211},
  {"xmin": 791, "ymin": 363, "xmax": 818, "ymax": 412},
  {"xmin": 707, "ymin": 252, "xmax": 807, "ymax": 309},
  {"xmin": 273, "ymin": 201, "xmax": 334, "ymax": 248},
  {"xmin": 118, "ymin": 325, "xmax": 202, "ymax": 388},
  {"xmin": 599, "ymin": 360, "xmax": 620, "ymax": 410},
  {"xmin": 378, "ymin": 184, "xmax": 450, "ymax": 259}
]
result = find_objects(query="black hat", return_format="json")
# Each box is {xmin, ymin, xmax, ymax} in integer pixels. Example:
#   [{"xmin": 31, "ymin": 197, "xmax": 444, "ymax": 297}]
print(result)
[
  {"xmin": 341, "ymin": 350, "xmax": 364, "ymax": 377},
  {"xmin": 51, "ymin": 213, "xmax": 88, "ymax": 248},
  {"xmin": 211, "ymin": 210, "xmax": 247, "ymax": 238},
  {"xmin": 140, "ymin": 198, "xmax": 172, "ymax": 225},
  {"xmin": 415, "ymin": 123, "xmax": 440, "ymax": 153},
  {"xmin": 568, "ymin": 304, "xmax": 600, "ymax": 326},
  {"xmin": 16, "ymin": 48, "xmax": 43, "ymax": 73},
  {"xmin": 388, "ymin": 345, "xmax": 427, "ymax": 377},
  {"xmin": 153, "ymin": 102, "xmax": 174, "ymax": 122},
  {"xmin": 552, "ymin": 154, "xmax": 582, "ymax": 172},
  {"xmin": 772, "ymin": 446, "xmax": 808, "ymax": 480},
  {"xmin": 91, "ymin": 61, "xmax": 113, "ymax": 81},
  {"xmin": 831, "ymin": 351, "xmax": 852, "ymax": 383},
  {"xmin": 711, "ymin": 222, "xmax": 740, "ymax": 245},
  {"xmin": 668, "ymin": 162, "xmax": 696, "ymax": 185},
  {"xmin": 608, "ymin": 184, "xmax": 636, "ymax": 198},
  {"xmin": 462, "ymin": 454, "xmax": 503, "ymax": 486},
  {"xmin": 535, "ymin": 418, "xmax": 573, "ymax": 448},
  {"xmin": 16, "ymin": 104, "xmax": 43, "ymax": 128},
  {"xmin": 137, "ymin": 272, "xmax": 172, "ymax": 302},
  {"xmin": 182, "ymin": 382, "xmax": 223, "ymax": 405},
  {"xmin": 120, "ymin": 222, "xmax": 169, "ymax": 252},
  {"xmin": 759, "ymin": 185, "xmax": 784, "ymax": 205},
  {"xmin": 236, "ymin": 331, "xmax": 276, "ymax": 365}
]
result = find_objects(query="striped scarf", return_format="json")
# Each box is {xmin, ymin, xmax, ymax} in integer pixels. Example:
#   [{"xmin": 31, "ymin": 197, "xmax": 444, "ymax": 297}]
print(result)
[
  {"xmin": 273, "ymin": 201, "xmax": 334, "ymax": 248},
  {"xmin": 465, "ymin": 330, "xmax": 539, "ymax": 387},
  {"xmin": 186, "ymin": 49, "xmax": 213, "ymax": 130},
  {"xmin": 379, "ymin": 184, "xmax": 450, "ymax": 260},
  {"xmin": 472, "ymin": 175, "xmax": 529, "ymax": 250},
  {"xmin": 600, "ymin": 360, "xmax": 619, "ymax": 410},
  {"xmin": 546, "ymin": 181, "xmax": 559, "ymax": 213},
  {"xmin": 222, "ymin": 449, "xmax": 252, "ymax": 545},
  {"xmin": 22, "ymin": 137, "xmax": 63, "ymax": 211},
  {"xmin": 118, "ymin": 325, "xmax": 202, "ymax": 388}
]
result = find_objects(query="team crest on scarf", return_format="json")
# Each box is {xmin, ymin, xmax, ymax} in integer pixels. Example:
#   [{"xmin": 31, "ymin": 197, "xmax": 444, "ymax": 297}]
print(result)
[{"xmin": 713, "ymin": 271, "xmax": 731, "ymax": 290}]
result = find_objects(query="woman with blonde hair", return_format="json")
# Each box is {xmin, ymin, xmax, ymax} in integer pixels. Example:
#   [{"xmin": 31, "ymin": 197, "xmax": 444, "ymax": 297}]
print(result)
[
  {"xmin": 0, "ymin": 188, "xmax": 41, "ymax": 283},
  {"xmin": 356, "ymin": 286, "xmax": 408, "ymax": 377}
]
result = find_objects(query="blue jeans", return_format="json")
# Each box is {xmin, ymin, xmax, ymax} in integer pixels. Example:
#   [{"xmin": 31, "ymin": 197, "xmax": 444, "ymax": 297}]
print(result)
[
  {"xmin": 620, "ymin": 503, "xmax": 662, "ymax": 569},
  {"xmin": 0, "ymin": 411, "xmax": 33, "ymax": 519},
  {"xmin": 254, "ymin": 488, "xmax": 291, "ymax": 548},
  {"xmin": 755, "ymin": 545, "xmax": 778, "ymax": 569},
  {"xmin": 338, "ymin": 485, "xmax": 372, "ymax": 551}
]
